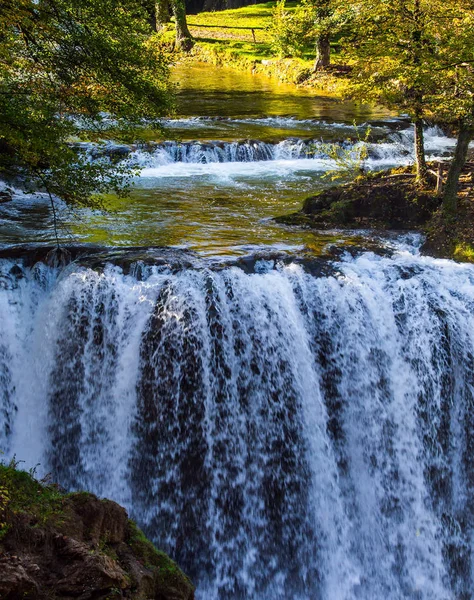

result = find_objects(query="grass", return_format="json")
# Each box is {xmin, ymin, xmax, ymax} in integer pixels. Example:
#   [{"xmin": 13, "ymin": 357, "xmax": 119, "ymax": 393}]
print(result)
[
  {"xmin": 0, "ymin": 460, "xmax": 66, "ymax": 539},
  {"xmin": 454, "ymin": 242, "xmax": 474, "ymax": 263},
  {"xmin": 187, "ymin": 2, "xmax": 293, "ymax": 43},
  {"xmin": 161, "ymin": 2, "xmax": 341, "ymax": 81}
]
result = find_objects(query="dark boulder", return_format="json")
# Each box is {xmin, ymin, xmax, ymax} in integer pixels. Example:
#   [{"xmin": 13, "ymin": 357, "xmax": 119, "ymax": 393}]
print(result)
[{"xmin": 0, "ymin": 190, "xmax": 13, "ymax": 203}]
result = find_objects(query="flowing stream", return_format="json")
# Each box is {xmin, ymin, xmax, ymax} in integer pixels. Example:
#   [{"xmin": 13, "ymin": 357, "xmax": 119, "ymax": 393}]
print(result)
[{"xmin": 0, "ymin": 64, "xmax": 473, "ymax": 599}]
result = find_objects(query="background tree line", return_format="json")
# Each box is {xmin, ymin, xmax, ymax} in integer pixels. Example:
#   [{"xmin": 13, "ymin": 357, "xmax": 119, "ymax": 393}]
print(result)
[{"xmin": 269, "ymin": 0, "xmax": 474, "ymax": 216}]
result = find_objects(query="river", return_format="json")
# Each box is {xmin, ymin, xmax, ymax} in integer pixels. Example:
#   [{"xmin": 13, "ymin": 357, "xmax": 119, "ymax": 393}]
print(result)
[{"xmin": 0, "ymin": 64, "xmax": 472, "ymax": 600}]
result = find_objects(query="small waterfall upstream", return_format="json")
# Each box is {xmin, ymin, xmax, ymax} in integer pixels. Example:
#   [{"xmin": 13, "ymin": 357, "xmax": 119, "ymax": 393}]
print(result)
[
  {"xmin": 80, "ymin": 126, "xmax": 453, "ymax": 171},
  {"xmin": 1, "ymin": 248, "xmax": 474, "ymax": 599}
]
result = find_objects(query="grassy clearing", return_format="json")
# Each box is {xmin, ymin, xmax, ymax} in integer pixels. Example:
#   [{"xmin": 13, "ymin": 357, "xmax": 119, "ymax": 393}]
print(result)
[
  {"xmin": 186, "ymin": 1, "xmax": 292, "ymax": 65},
  {"xmin": 175, "ymin": 2, "xmax": 345, "ymax": 86},
  {"xmin": 187, "ymin": 2, "xmax": 290, "ymax": 44}
]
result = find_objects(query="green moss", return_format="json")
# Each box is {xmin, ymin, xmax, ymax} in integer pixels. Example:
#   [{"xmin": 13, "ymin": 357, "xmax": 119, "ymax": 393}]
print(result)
[
  {"xmin": 127, "ymin": 520, "xmax": 193, "ymax": 592},
  {"xmin": 128, "ymin": 520, "xmax": 174, "ymax": 569},
  {"xmin": 0, "ymin": 462, "xmax": 65, "ymax": 528},
  {"xmin": 65, "ymin": 490, "xmax": 97, "ymax": 502}
]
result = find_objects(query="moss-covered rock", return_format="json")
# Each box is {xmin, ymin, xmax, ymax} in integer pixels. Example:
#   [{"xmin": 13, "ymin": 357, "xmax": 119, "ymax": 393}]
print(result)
[
  {"xmin": 277, "ymin": 168, "xmax": 441, "ymax": 231},
  {"xmin": 0, "ymin": 463, "xmax": 195, "ymax": 600},
  {"xmin": 276, "ymin": 163, "xmax": 474, "ymax": 262}
]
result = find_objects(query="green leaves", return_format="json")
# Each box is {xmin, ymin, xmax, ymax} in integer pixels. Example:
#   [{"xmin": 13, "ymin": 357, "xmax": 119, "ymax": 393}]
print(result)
[
  {"xmin": 320, "ymin": 125, "xmax": 372, "ymax": 182},
  {"xmin": 0, "ymin": 0, "xmax": 174, "ymax": 206},
  {"xmin": 345, "ymin": 0, "xmax": 474, "ymax": 123},
  {"xmin": 269, "ymin": 0, "xmax": 349, "ymax": 60}
]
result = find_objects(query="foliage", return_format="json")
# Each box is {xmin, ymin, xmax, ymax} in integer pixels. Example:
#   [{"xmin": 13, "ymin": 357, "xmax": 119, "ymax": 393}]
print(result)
[
  {"xmin": 269, "ymin": 0, "xmax": 316, "ymax": 58},
  {"xmin": 423, "ymin": 2, "xmax": 474, "ymax": 125},
  {"xmin": 0, "ymin": 481, "xmax": 9, "ymax": 540},
  {"xmin": 344, "ymin": 1, "xmax": 474, "ymax": 120},
  {"xmin": 342, "ymin": 0, "xmax": 474, "ymax": 184},
  {"xmin": 0, "ymin": 0, "xmax": 174, "ymax": 207},
  {"xmin": 344, "ymin": 0, "xmax": 474, "ymax": 201},
  {"xmin": 345, "ymin": 1, "xmax": 440, "ymax": 108},
  {"xmin": 454, "ymin": 242, "xmax": 474, "ymax": 263},
  {"xmin": 186, "ymin": 2, "xmax": 349, "ymax": 76},
  {"xmin": 0, "ymin": 458, "xmax": 65, "ymax": 535},
  {"xmin": 320, "ymin": 126, "xmax": 372, "ymax": 182},
  {"xmin": 268, "ymin": 0, "xmax": 351, "ymax": 59}
]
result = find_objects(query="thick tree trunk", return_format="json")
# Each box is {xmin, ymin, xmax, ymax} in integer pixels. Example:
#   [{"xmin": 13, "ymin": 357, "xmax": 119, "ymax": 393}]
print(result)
[
  {"xmin": 155, "ymin": 0, "xmax": 170, "ymax": 31},
  {"xmin": 414, "ymin": 116, "xmax": 428, "ymax": 184},
  {"xmin": 170, "ymin": 0, "xmax": 193, "ymax": 50},
  {"xmin": 442, "ymin": 122, "xmax": 473, "ymax": 216},
  {"xmin": 314, "ymin": 34, "xmax": 330, "ymax": 70}
]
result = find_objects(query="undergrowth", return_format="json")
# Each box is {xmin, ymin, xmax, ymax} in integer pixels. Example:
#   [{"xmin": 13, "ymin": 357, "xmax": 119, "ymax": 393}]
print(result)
[{"xmin": 0, "ymin": 458, "xmax": 65, "ymax": 539}]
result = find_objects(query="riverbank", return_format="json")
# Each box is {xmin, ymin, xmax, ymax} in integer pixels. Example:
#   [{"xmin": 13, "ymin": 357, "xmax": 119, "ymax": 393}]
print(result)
[
  {"xmin": 0, "ymin": 462, "xmax": 194, "ymax": 600},
  {"xmin": 171, "ymin": 2, "xmax": 348, "ymax": 92},
  {"xmin": 187, "ymin": 45, "xmax": 348, "ymax": 92},
  {"xmin": 276, "ymin": 164, "xmax": 474, "ymax": 262}
]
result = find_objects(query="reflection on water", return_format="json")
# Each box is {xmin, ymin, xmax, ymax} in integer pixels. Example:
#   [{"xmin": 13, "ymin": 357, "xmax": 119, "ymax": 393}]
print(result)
[
  {"xmin": 68, "ymin": 182, "xmax": 336, "ymax": 254},
  {"xmin": 173, "ymin": 63, "xmax": 392, "ymax": 121},
  {"xmin": 170, "ymin": 64, "xmax": 395, "ymax": 141},
  {"xmin": 0, "ymin": 63, "xmax": 402, "ymax": 256}
]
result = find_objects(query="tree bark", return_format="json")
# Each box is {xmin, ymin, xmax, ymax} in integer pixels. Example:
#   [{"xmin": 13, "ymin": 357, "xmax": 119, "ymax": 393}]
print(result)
[
  {"xmin": 414, "ymin": 116, "xmax": 428, "ymax": 184},
  {"xmin": 170, "ymin": 0, "xmax": 193, "ymax": 51},
  {"xmin": 442, "ymin": 122, "xmax": 473, "ymax": 216},
  {"xmin": 155, "ymin": 0, "xmax": 170, "ymax": 31},
  {"xmin": 314, "ymin": 33, "xmax": 330, "ymax": 70}
]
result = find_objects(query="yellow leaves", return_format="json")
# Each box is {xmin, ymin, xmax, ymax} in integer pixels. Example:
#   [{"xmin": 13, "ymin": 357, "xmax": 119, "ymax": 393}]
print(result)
[{"xmin": 0, "ymin": 484, "xmax": 10, "ymax": 536}]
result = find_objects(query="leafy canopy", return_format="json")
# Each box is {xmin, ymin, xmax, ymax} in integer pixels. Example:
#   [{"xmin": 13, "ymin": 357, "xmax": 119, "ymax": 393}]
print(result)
[
  {"xmin": 423, "ymin": 1, "xmax": 474, "ymax": 127},
  {"xmin": 0, "ymin": 0, "xmax": 174, "ymax": 206},
  {"xmin": 269, "ymin": 0, "xmax": 351, "ymax": 59},
  {"xmin": 344, "ymin": 0, "xmax": 474, "ymax": 122}
]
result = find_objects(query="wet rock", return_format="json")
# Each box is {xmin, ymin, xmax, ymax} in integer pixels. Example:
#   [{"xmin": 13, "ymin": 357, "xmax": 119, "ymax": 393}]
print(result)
[
  {"xmin": 0, "ymin": 557, "xmax": 37, "ymax": 599},
  {"xmin": 0, "ymin": 190, "xmax": 13, "ymax": 203},
  {"xmin": 69, "ymin": 493, "xmax": 128, "ymax": 545},
  {"xmin": 53, "ymin": 535, "xmax": 129, "ymax": 596},
  {"xmin": 277, "ymin": 168, "xmax": 441, "ymax": 230}
]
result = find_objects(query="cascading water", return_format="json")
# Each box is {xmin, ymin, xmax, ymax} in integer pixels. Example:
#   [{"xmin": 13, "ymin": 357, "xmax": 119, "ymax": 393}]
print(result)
[
  {"xmin": 83, "ymin": 125, "xmax": 451, "ymax": 171},
  {"xmin": 1, "ymin": 247, "xmax": 474, "ymax": 599}
]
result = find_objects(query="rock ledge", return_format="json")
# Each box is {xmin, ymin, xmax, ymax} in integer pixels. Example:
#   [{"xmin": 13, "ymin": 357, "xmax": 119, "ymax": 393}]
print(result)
[{"xmin": 0, "ymin": 464, "xmax": 195, "ymax": 600}]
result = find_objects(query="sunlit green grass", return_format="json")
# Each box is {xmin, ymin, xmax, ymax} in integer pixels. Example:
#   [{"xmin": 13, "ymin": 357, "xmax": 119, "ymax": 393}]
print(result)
[
  {"xmin": 185, "ymin": 2, "xmax": 316, "ymax": 63},
  {"xmin": 187, "ymin": 2, "xmax": 297, "ymax": 37},
  {"xmin": 181, "ymin": 2, "xmax": 339, "ymax": 69}
]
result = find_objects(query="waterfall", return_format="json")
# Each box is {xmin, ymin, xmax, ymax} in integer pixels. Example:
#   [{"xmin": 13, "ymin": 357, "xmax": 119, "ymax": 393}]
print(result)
[
  {"xmin": 1, "ymin": 248, "xmax": 473, "ymax": 599},
  {"xmin": 79, "ymin": 126, "xmax": 453, "ymax": 171}
]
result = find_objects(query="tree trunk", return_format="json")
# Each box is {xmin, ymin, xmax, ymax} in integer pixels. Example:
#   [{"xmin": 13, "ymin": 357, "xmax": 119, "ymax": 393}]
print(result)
[
  {"xmin": 442, "ymin": 122, "xmax": 473, "ymax": 216},
  {"xmin": 414, "ymin": 116, "xmax": 428, "ymax": 184},
  {"xmin": 170, "ymin": 0, "xmax": 193, "ymax": 51},
  {"xmin": 155, "ymin": 0, "xmax": 170, "ymax": 31},
  {"xmin": 314, "ymin": 34, "xmax": 330, "ymax": 70}
]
